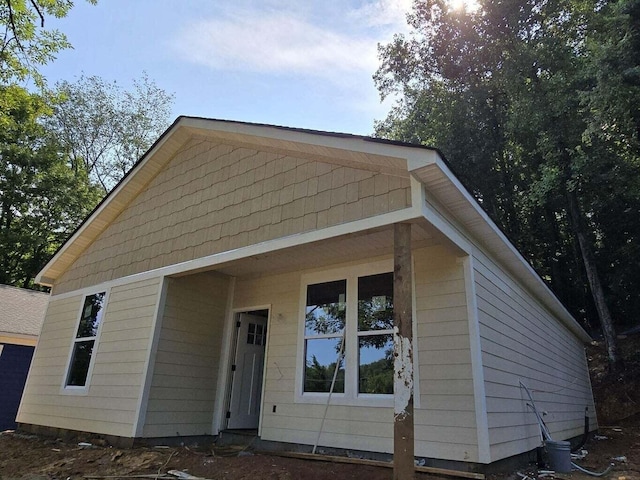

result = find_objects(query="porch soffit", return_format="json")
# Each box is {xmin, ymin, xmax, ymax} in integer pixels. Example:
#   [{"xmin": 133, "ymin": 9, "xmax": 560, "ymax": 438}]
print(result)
[
  {"xmin": 37, "ymin": 117, "xmax": 438, "ymax": 287},
  {"xmin": 172, "ymin": 221, "xmax": 440, "ymax": 279}
]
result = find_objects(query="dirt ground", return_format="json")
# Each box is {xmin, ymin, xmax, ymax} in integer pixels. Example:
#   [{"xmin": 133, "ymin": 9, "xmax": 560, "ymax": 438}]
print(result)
[
  {"xmin": 0, "ymin": 423, "xmax": 638, "ymax": 480},
  {"xmin": 1, "ymin": 337, "xmax": 638, "ymax": 480}
]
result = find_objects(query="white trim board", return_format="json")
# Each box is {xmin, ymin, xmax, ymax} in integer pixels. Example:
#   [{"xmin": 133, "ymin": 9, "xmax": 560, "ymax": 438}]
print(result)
[
  {"xmin": 132, "ymin": 277, "xmax": 168, "ymax": 437},
  {"xmin": 212, "ymin": 277, "xmax": 238, "ymax": 435},
  {"xmin": 49, "ymin": 208, "xmax": 422, "ymax": 301},
  {"xmin": 462, "ymin": 256, "xmax": 491, "ymax": 464}
]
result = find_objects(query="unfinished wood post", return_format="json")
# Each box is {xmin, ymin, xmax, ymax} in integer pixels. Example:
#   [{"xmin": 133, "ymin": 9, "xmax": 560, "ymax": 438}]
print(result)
[{"xmin": 393, "ymin": 222, "xmax": 414, "ymax": 480}]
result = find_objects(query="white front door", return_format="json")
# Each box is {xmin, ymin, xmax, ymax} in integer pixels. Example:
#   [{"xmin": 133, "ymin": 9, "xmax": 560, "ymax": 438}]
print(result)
[{"xmin": 227, "ymin": 313, "xmax": 267, "ymax": 429}]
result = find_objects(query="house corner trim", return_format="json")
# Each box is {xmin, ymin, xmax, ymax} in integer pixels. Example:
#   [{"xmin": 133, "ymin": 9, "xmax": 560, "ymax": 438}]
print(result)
[{"xmin": 463, "ymin": 256, "xmax": 491, "ymax": 464}]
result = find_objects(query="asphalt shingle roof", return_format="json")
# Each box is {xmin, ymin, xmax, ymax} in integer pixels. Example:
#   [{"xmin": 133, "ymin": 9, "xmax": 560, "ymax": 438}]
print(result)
[{"xmin": 0, "ymin": 285, "xmax": 48, "ymax": 337}]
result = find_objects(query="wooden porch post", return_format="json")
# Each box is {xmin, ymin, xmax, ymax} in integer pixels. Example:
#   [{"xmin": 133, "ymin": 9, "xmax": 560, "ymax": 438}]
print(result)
[{"xmin": 393, "ymin": 222, "xmax": 414, "ymax": 480}]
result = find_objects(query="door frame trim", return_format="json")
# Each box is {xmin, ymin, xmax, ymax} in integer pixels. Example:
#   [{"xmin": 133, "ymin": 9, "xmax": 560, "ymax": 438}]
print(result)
[{"xmin": 220, "ymin": 305, "xmax": 271, "ymax": 435}]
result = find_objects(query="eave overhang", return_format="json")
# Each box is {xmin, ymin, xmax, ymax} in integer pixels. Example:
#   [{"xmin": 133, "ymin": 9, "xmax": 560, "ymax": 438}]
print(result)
[
  {"xmin": 411, "ymin": 159, "xmax": 591, "ymax": 343},
  {"xmin": 36, "ymin": 116, "xmax": 589, "ymax": 343},
  {"xmin": 36, "ymin": 117, "xmax": 435, "ymax": 286}
]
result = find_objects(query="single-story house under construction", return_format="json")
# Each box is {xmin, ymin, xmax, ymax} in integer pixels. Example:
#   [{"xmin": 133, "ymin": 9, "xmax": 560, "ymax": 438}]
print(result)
[{"xmin": 18, "ymin": 117, "xmax": 596, "ymax": 471}]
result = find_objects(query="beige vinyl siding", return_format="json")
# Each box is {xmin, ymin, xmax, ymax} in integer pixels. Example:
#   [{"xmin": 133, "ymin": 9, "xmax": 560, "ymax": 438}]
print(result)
[
  {"xmin": 474, "ymin": 250, "xmax": 596, "ymax": 462},
  {"xmin": 232, "ymin": 270, "xmax": 301, "ymax": 439},
  {"xmin": 236, "ymin": 269, "xmax": 398, "ymax": 454},
  {"xmin": 53, "ymin": 138, "xmax": 411, "ymax": 295},
  {"xmin": 17, "ymin": 277, "xmax": 162, "ymax": 438},
  {"xmin": 141, "ymin": 272, "xmax": 230, "ymax": 437},
  {"xmin": 234, "ymin": 246, "xmax": 477, "ymax": 462},
  {"xmin": 414, "ymin": 246, "xmax": 478, "ymax": 462}
]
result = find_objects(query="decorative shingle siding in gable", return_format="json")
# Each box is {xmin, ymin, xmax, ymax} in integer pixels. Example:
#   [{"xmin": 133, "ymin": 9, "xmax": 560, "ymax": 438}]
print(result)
[{"xmin": 53, "ymin": 138, "xmax": 411, "ymax": 294}]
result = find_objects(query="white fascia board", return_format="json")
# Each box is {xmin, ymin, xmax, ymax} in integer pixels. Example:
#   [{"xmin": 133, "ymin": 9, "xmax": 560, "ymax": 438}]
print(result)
[
  {"xmin": 419, "ymin": 196, "xmax": 473, "ymax": 255},
  {"xmin": 182, "ymin": 117, "xmax": 441, "ymax": 165}
]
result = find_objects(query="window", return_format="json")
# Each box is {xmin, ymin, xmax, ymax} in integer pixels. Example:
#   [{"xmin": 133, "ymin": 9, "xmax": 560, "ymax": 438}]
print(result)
[
  {"xmin": 304, "ymin": 280, "xmax": 346, "ymax": 393},
  {"xmin": 247, "ymin": 322, "xmax": 266, "ymax": 346},
  {"xmin": 65, "ymin": 292, "xmax": 106, "ymax": 388},
  {"xmin": 298, "ymin": 261, "xmax": 405, "ymax": 405},
  {"xmin": 357, "ymin": 273, "xmax": 394, "ymax": 395}
]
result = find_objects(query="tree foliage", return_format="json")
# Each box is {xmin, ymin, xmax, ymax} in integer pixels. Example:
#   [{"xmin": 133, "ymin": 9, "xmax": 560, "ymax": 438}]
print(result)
[
  {"xmin": 48, "ymin": 73, "xmax": 175, "ymax": 192},
  {"xmin": 304, "ymin": 355, "xmax": 345, "ymax": 393},
  {"xmin": 0, "ymin": 84, "xmax": 102, "ymax": 288},
  {"xmin": 0, "ymin": 0, "xmax": 96, "ymax": 85},
  {"xmin": 0, "ymin": 2, "xmax": 177, "ymax": 289},
  {"xmin": 375, "ymin": 0, "xmax": 640, "ymax": 370}
]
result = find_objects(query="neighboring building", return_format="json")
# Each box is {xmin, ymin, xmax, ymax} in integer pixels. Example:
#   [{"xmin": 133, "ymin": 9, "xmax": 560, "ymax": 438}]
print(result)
[
  {"xmin": 17, "ymin": 118, "xmax": 596, "ymax": 471},
  {"xmin": 0, "ymin": 284, "xmax": 48, "ymax": 430}
]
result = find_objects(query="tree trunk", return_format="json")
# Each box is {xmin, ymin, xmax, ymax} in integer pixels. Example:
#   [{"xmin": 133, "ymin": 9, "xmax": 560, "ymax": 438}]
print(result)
[{"xmin": 566, "ymin": 189, "xmax": 621, "ymax": 371}]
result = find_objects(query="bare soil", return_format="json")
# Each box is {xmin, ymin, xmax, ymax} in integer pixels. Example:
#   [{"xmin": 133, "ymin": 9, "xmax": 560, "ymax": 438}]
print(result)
[{"xmin": 1, "ymin": 336, "xmax": 638, "ymax": 480}]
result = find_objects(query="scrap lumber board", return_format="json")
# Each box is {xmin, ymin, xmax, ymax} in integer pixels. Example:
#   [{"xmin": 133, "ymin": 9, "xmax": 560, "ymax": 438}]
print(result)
[{"xmin": 258, "ymin": 450, "xmax": 486, "ymax": 480}]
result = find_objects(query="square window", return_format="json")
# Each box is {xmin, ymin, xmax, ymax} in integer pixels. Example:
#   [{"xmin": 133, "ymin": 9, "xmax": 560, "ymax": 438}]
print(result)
[
  {"xmin": 304, "ymin": 337, "xmax": 345, "ymax": 393},
  {"xmin": 305, "ymin": 280, "xmax": 346, "ymax": 335}
]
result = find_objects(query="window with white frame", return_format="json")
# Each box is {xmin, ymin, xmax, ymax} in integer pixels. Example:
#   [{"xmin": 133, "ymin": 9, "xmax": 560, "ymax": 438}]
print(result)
[
  {"xmin": 300, "ymin": 265, "xmax": 395, "ymax": 402},
  {"xmin": 357, "ymin": 272, "xmax": 394, "ymax": 394},
  {"xmin": 65, "ymin": 292, "xmax": 106, "ymax": 388},
  {"xmin": 304, "ymin": 279, "xmax": 347, "ymax": 393}
]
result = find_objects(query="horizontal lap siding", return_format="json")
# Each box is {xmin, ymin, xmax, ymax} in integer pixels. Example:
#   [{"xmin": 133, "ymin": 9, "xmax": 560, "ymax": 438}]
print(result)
[
  {"xmin": 54, "ymin": 139, "xmax": 411, "ymax": 294},
  {"xmin": 239, "ymin": 248, "xmax": 477, "ymax": 462},
  {"xmin": 142, "ymin": 272, "xmax": 229, "ymax": 437},
  {"xmin": 414, "ymin": 246, "xmax": 478, "ymax": 462},
  {"xmin": 18, "ymin": 277, "xmax": 162, "ymax": 438},
  {"xmin": 474, "ymin": 252, "xmax": 596, "ymax": 462},
  {"xmin": 235, "ymin": 270, "xmax": 392, "ymax": 453},
  {"xmin": 232, "ymin": 271, "xmax": 305, "ymax": 441}
]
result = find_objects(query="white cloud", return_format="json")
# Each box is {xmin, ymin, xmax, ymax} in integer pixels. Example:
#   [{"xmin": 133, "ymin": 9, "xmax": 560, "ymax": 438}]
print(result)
[
  {"xmin": 170, "ymin": 1, "xmax": 412, "ymax": 129},
  {"xmin": 348, "ymin": 0, "xmax": 413, "ymax": 29},
  {"xmin": 172, "ymin": 1, "xmax": 412, "ymax": 84},
  {"xmin": 175, "ymin": 12, "xmax": 378, "ymax": 81}
]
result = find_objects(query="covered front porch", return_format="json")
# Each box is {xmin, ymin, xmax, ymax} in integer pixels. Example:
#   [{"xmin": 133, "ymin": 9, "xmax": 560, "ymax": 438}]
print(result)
[{"xmin": 136, "ymin": 217, "xmax": 477, "ymax": 463}]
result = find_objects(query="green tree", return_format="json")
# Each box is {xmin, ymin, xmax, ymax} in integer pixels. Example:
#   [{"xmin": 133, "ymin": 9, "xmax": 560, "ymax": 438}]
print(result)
[
  {"xmin": 0, "ymin": 84, "xmax": 102, "ymax": 288},
  {"xmin": 0, "ymin": 0, "xmax": 96, "ymax": 85},
  {"xmin": 47, "ymin": 73, "xmax": 175, "ymax": 192},
  {"xmin": 359, "ymin": 353, "xmax": 393, "ymax": 394},
  {"xmin": 304, "ymin": 355, "xmax": 345, "ymax": 393},
  {"xmin": 375, "ymin": 0, "xmax": 640, "ymax": 370}
]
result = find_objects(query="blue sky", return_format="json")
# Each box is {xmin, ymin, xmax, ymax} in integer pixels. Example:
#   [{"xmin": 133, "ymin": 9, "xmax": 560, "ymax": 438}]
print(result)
[{"xmin": 39, "ymin": 0, "xmax": 414, "ymax": 136}]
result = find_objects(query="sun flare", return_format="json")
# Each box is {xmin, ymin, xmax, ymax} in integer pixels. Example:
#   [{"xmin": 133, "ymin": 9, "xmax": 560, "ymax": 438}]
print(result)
[{"xmin": 447, "ymin": 0, "xmax": 481, "ymax": 13}]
